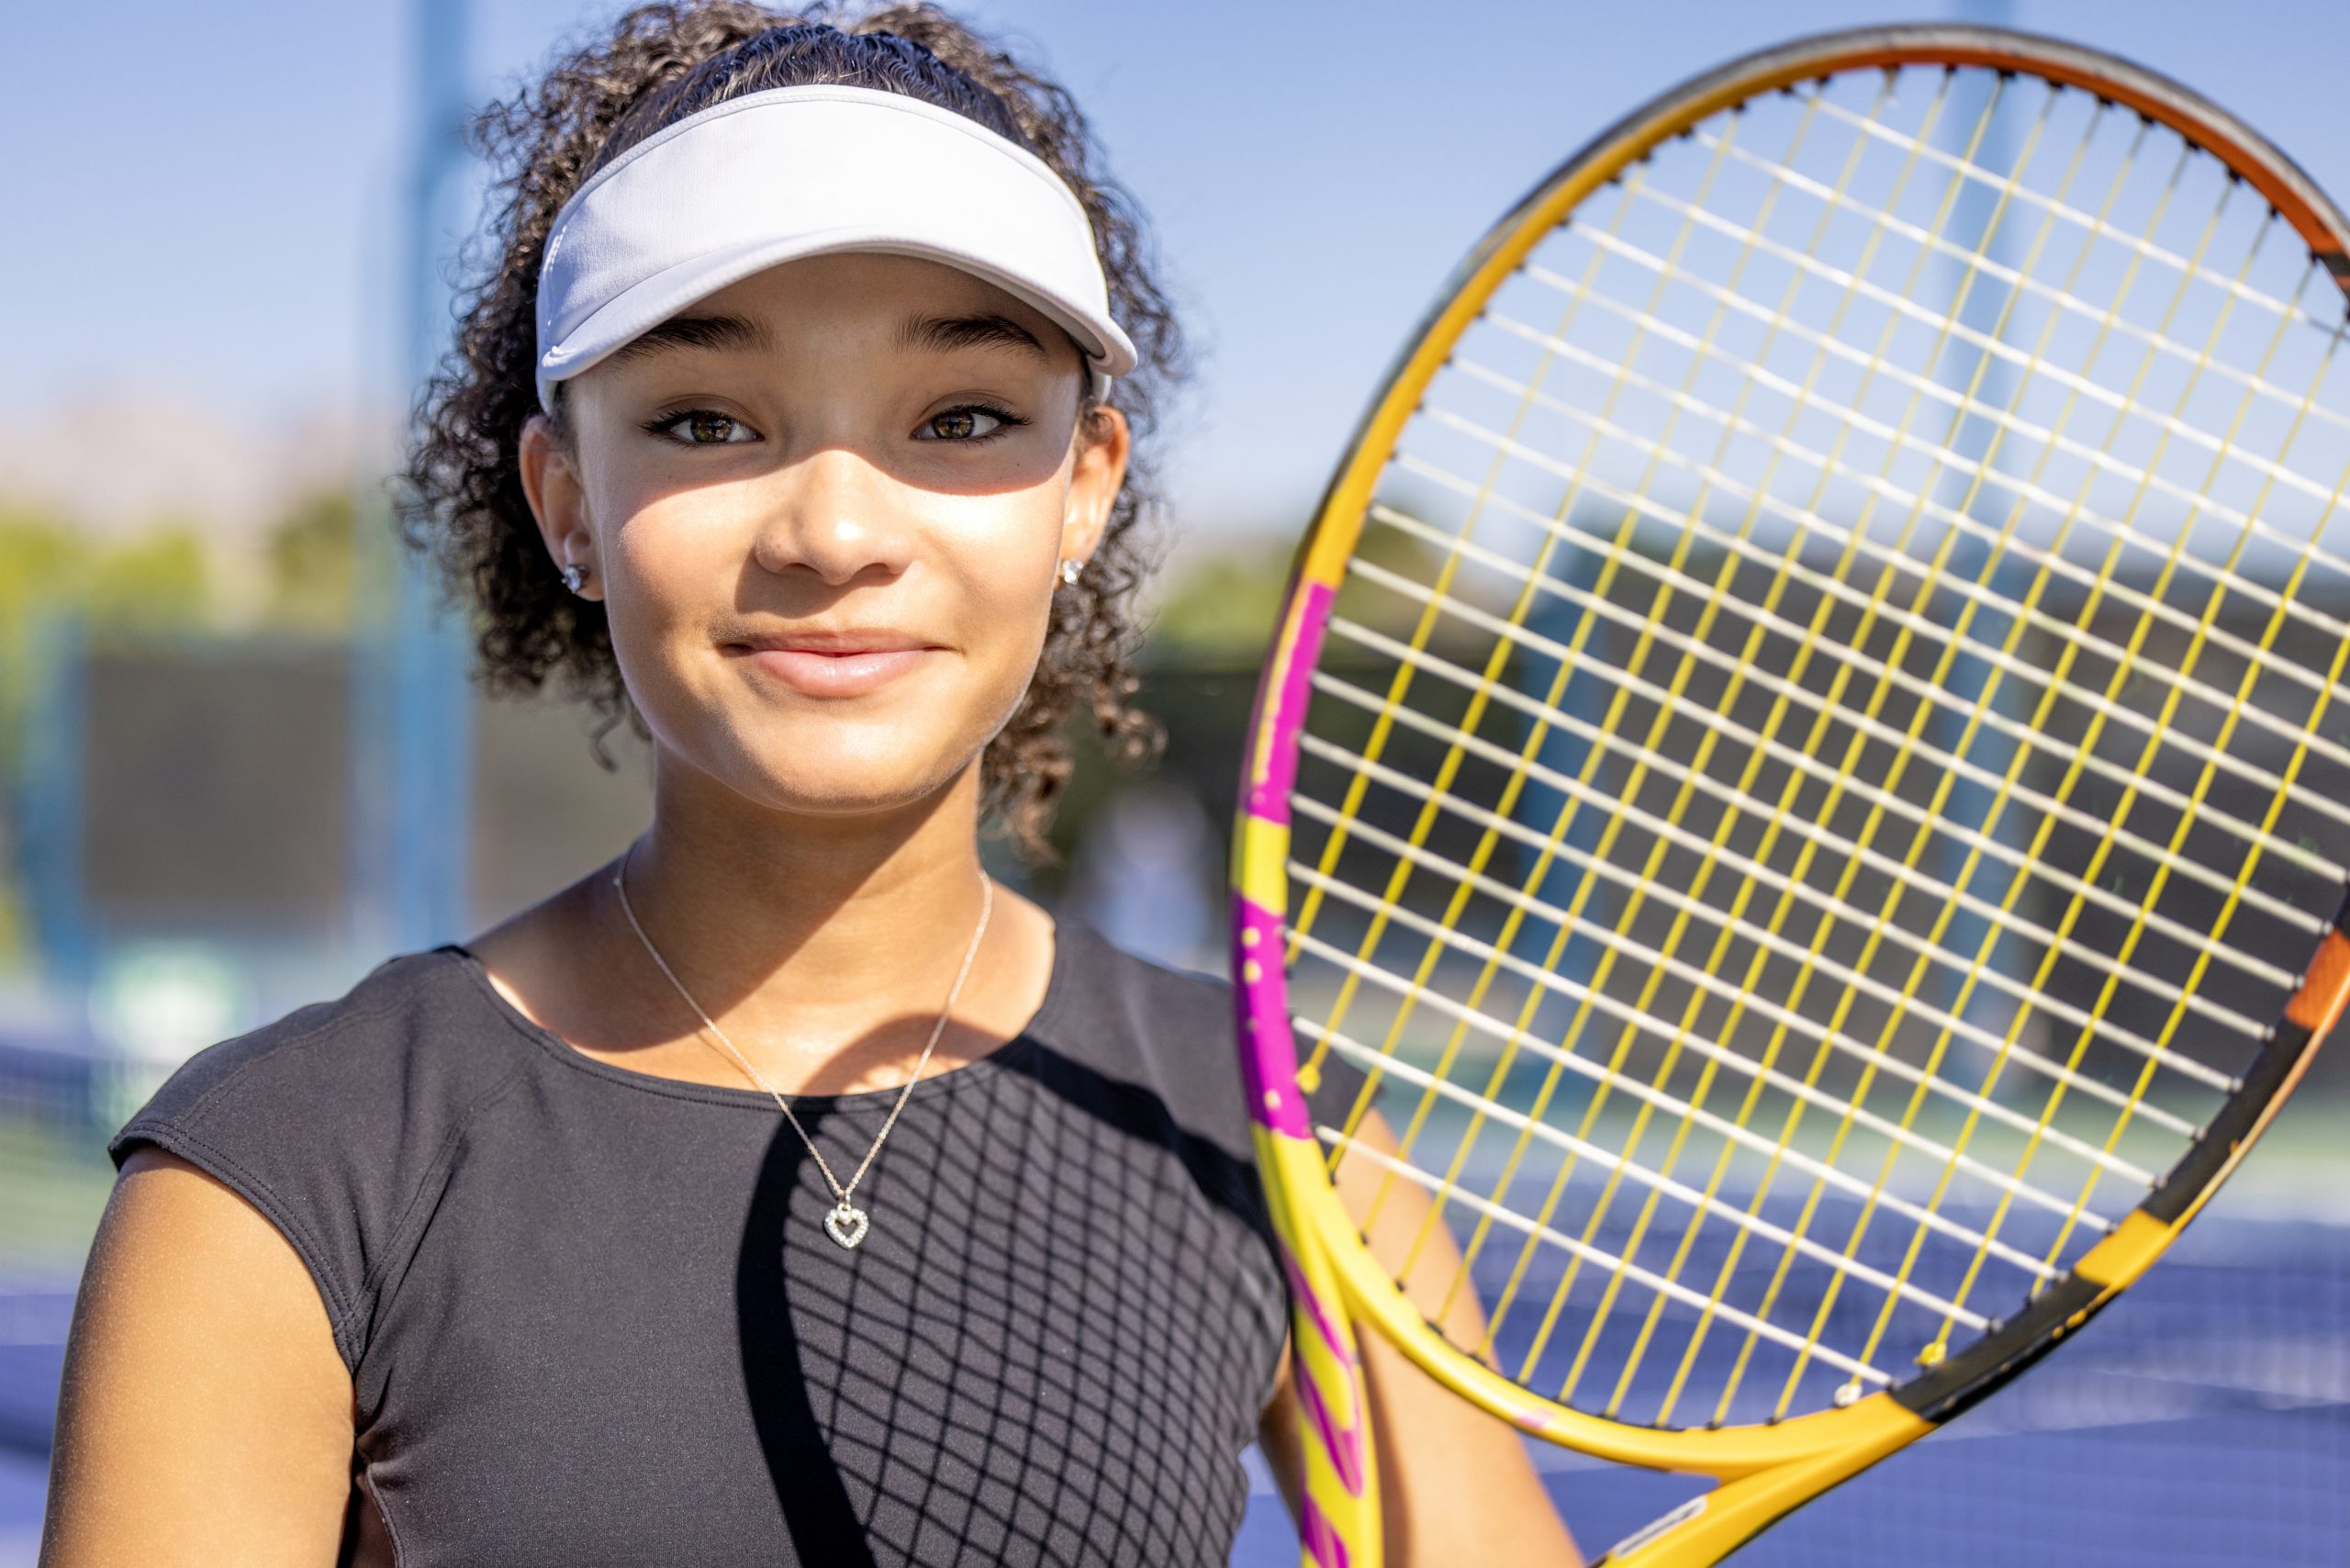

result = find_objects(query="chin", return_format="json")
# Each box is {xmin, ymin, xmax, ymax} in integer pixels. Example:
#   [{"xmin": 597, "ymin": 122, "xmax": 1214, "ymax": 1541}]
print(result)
[
  {"xmin": 644, "ymin": 667, "xmax": 1026, "ymax": 819},
  {"xmin": 728, "ymin": 732, "xmax": 978, "ymax": 819}
]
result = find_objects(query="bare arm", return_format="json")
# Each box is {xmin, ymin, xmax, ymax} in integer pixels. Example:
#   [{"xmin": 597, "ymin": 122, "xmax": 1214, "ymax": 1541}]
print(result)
[
  {"xmin": 40, "ymin": 1148, "xmax": 359, "ymax": 1567},
  {"xmin": 1259, "ymin": 1110, "xmax": 1580, "ymax": 1565}
]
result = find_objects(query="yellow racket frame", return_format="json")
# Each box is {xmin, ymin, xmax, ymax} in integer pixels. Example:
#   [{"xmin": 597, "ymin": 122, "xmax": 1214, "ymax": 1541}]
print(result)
[{"xmin": 1231, "ymin": 23, "xmax": 2350, "ymax": 1566}]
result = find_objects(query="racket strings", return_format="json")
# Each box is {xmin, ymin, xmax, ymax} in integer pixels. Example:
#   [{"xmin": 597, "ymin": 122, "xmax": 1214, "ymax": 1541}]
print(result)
[
  {"xmin": 1600, "ymin": 192, "xmax": 2315, "ymax": 1406},
  {"xmin": 1437, "ymin": 96, "xmax": 1896, "ymax": 1403},
  {"xmin": 1343, "ymin": 529, "xmax": 2306, "ymax": 1004},
  {"xmin": 1524, "ymin": 242, "xmax": 2350, "ymax": 666},
  {"xmin": 1295, "ymin": 680, "xmax": 2213, "ymax": 1139},
  {"xmin": 1287, "ymin": 203, "xmax": 1632, "ymax": 1142},
  {"xmin": 1801, "ymin": 89, "xmax": 2348, "ymax": 343},
  {"xmin": 1332, "ymin": 67, "xmax": 2034, "ymax": 1412},
  {"xmin": 1478, "ymin": 165, "xmax": 2350, "ymax": 832},
  {"xmin": 1840, "ymin": 136, "xmax": 2350, "ymax": 1375},
  {"xmin": 1546, "ymin": 158, "xmax": 2350, "ymax": 647},
  {"xmin": 1729, "ymin": 138, "xmax": 2331, "ymax": 1401},
  {"xmin": 1284, "ymin": 62, "xmax": 2350, "ymax": 1428},
  {"xmin": 1326, "ymin": 64, "xmax": 2024, "ymax": 1402},
  {"xmin": 1295, "ymin": 78, "xmax": 1774, "ymax": 1246},
  {"xmin": 1898, "ymin": 250, "xmax": 2350, "ymax": 1363},
  {"xmin": 1450, "ymin": 310, "xmax": 2350, "ymax": 813},
  {"xmin": 1505, "ymin": 102, "xmax": 2049, "ymax": 1406}
]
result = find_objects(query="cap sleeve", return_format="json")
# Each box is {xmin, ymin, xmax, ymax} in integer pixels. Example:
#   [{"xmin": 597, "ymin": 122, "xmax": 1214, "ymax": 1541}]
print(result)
[{"xmin": 106, "ymin": 950, "xmax": 523, "ymax": 1373}]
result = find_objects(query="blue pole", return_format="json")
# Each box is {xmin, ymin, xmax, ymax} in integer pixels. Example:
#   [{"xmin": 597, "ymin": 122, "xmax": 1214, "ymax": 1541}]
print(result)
[
  {"xmin": 20, "ymin": 612, "xmax": 94, "ymax": 989},
  {"xmin": 358, "ymin": 0, "xmax": 474, "ymax": 956}
]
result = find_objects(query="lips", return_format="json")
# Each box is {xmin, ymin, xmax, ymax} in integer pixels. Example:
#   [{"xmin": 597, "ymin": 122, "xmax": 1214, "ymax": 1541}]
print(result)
[{"xmin": 723, "ymin": 629, "xmax": 941, "ymax": 699}]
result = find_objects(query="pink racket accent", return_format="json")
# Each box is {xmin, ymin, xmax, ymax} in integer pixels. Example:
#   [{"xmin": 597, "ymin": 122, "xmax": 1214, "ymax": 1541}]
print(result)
[
  {"xmin": 1293, "ymin": 1343, "xmax": 1370, "ymax": 1498},
  {"xmin": 1298, "ymin": 1496, "xmax": 1351, "ymax": 1568},
  {"xmin": 1235, "ymin": 896, "xmax": 1312, "ymax": 1137},
  {"xmin": 1279, "ymin": 1245, "xmax": 1371, "ymax": 1495},
  {"xmin": 1232, "ymin": 557, "xmax": 1376, "ymax": 1554},
  {"xmin": 1280, "ymin": 1246, "xmax": 1354, "ymax": 1373},
  {"xmin": 1241, "ymin": 581, "xmax": 1336, "ymax": 825},
  {"xmin": 1235, "ymin": 576, "xmax": 1336, "ymax": 1137}
]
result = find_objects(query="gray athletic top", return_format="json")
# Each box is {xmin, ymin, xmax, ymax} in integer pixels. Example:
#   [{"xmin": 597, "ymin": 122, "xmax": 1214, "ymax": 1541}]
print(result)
[{"xmin": 106, "ymin": 919, "xmax": 1364, "ymax": 1566}]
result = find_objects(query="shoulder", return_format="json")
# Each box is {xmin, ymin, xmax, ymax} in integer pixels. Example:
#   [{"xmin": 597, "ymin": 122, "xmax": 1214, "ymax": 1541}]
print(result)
[
  {"xmin": 1034, "ymin": 920, "xmax": 1366, "ymax": 1161},
  {"xmin": 106, "ymin": 946, "xmax": 530, "ymax": 1369},
  {"xmin": 1038, "ymin": 921, "xmax": 1236, "ymax": 1111},
  {"xmin": 1050, "ymin": 918, "xmax": 1234, "ymax": 1039},
  {"xmin": 108, "ymin": 946, "xmax": 528, "ymax": 1179},
  {"xmin": 1043, "ymin": 921, "xmax": 1231, "ymax": 1053}
]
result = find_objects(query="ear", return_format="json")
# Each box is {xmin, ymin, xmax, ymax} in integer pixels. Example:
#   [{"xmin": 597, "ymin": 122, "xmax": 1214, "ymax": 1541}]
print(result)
[
  {"xmin": 518, "ymin": 411, "xmax": 603, "ymax": 600},
  {"xmin": 1058, "ymin": 402, "xmax": 1131, "ymax": 570}
]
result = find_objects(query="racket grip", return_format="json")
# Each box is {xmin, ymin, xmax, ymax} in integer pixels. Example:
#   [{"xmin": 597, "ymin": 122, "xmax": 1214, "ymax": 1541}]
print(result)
[{"xmin": 1261, "ymin": 1134, "xmax": 1383, "ymax": 1567}]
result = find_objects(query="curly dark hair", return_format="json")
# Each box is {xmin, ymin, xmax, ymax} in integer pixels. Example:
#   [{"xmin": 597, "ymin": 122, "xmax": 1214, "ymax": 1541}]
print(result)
[{"xmin": 402, "ymin": 1, "xmax": 1185, "ymax": 862}]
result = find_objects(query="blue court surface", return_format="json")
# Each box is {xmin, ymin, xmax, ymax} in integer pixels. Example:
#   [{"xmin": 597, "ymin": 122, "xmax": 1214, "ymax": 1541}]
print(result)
[
  {"xmin": 4, "ymin": 1219, "xmax": 2343, "ymax": 1562},
  {"xmin": 1230, "ymin": 1210, "xmax": 2350, "ymax": 1565}
]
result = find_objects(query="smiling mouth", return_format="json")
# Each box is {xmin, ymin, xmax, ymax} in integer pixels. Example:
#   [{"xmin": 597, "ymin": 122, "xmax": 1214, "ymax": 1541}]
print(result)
[{"xmin": 723, "ymin": 641, "xmax": 939, "ymax": 699}]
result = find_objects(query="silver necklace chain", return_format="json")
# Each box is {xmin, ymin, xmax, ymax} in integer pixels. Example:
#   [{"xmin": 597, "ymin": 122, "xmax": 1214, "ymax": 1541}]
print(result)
[{"xmin": 610, "ymin": 844, "xmax": 994, "ymax": 1251}]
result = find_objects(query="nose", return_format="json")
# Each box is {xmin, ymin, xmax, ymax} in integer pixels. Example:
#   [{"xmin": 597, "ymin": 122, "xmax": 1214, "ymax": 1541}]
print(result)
[{"xmin": 748, "ymin": 444, "xmax": 915, "ymax": 587}]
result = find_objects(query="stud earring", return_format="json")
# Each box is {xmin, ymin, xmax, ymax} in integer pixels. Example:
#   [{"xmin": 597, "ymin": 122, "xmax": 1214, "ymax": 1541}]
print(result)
[
  {"xmin": 1057, "ymin": 558, "xmax": 1081, "ymax": 587},
  {"xmin": 561, "ymin": 562, "xmax": 588, "ymax": 594}
]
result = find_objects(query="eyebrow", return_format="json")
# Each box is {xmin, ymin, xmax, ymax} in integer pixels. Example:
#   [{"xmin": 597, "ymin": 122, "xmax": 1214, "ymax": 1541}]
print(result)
[
  {"xmin": 897, "ymin": 310, "xmax": 1049, "ymax": 362},
  {"xmin": 604, "ymin": 311, "xmax": 775, "ymax": 366}
]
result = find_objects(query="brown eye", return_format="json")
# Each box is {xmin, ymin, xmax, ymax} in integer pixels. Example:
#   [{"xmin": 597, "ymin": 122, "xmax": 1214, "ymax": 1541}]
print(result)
[
  {"xmin": 646, "ymin": 409, "xmax": 755, "ymax": 445},
  {"xmin": 918, "ymin": 407, "xmax": 1007, "ymax": 442}
]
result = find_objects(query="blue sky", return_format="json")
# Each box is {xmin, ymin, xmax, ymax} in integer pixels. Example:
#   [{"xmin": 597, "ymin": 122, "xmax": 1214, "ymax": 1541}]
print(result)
[{"xmin": 6, "ymin": 0, "xmax": 2346, "ymax": 534}]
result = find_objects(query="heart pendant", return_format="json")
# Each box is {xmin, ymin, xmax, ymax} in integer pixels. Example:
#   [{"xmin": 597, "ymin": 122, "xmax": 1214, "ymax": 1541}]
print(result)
[{"xmin": 822, "ymin": 1204, "xmax": 870, "ymax": 1250}]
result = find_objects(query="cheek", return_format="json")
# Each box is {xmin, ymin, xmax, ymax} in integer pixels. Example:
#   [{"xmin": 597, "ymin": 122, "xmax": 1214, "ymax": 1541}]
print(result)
[
  {"xmin": 938, "ymin": 505, "xmax": 1064, "ymax": 715},
  {"xmin": 589, "ymin": 488, "xmax": 758, "ymax": 741},
  {"xmin": 607, "ymin": 504, "xmax": 735, "ymax": 616}
]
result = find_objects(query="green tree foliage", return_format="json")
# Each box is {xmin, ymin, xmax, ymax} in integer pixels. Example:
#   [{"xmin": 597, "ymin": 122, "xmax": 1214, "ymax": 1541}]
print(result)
[
  {"xmin": 0, "ymin": 510, "xmax": 83, "ymax": 647},
  {"xmin": 1142, "ymin": 520, "xmax": 1452, "ymax": 669},
  {"xmin": 0, "ymin": 511, "xmax": 213, "ymax": 636},
  {"xmin": 263, "ymin": 488, "xmax": 357, "ymax": 630},
  {"xmin": 77, "ymin": 526, "xmax": 213, "ymax": 633},
  {"xmin": 0, "ymin": 509, "xmax": 208, "ymax": 769},
  {"xmin": 1143, "ymin": 537, "xmax": 1296, "ymax": 667}
]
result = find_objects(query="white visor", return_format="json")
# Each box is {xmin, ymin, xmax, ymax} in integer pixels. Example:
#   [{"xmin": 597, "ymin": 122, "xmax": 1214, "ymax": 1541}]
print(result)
[{"xmin": 533, "ymin": 84, "xmax": 1138, "ymax": 414}]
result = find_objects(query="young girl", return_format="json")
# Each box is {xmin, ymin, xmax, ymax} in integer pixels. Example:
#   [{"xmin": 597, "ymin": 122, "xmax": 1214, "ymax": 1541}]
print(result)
[{"xmin": 41, "ymin": 5, "xmax": 1572, "ymax": 1562}]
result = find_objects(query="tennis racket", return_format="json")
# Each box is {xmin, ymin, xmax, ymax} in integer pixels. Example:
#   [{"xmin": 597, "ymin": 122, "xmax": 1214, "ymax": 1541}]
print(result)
[{"xmin": 1230, "ymin": 24, "xmax": 2350, "ymax": 1565}]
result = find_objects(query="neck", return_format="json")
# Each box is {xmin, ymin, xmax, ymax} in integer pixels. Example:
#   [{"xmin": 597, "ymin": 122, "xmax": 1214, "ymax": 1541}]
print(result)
[{"xmin": 610, "ymin": 755, "xmax": 998, "ymax": 1057}]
